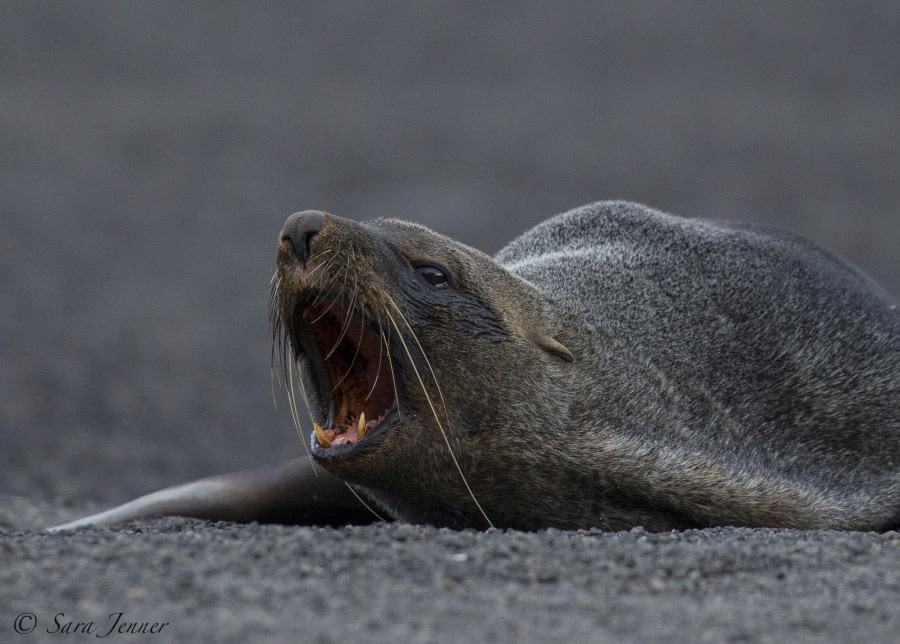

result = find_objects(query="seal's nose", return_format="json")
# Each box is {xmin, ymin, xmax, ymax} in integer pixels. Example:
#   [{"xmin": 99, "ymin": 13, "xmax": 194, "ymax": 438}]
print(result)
[{"xmin": 281, "ymin": 210, "xmax": 325, "ymax": 264}]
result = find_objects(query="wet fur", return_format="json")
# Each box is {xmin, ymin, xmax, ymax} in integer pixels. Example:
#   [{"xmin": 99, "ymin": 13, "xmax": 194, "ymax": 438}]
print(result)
[{"xmin": 273, "ymin": 202, "xmax": 900, "ymax": 531}]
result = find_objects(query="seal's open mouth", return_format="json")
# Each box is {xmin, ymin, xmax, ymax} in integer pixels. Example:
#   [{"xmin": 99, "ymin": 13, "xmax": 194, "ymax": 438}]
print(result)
[{"xmin": 291, "ymin": 296, "xmax": 398, "ymax": 453}]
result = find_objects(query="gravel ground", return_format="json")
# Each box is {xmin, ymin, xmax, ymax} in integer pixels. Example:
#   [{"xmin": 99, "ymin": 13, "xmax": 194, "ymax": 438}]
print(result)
[
  {"xmin": 2, "ymin": 3, "xmax": 898, "ymax": 642},
  {"xmin": 2, "ymin": 512, "xmax": 898, "ymax": 643}
]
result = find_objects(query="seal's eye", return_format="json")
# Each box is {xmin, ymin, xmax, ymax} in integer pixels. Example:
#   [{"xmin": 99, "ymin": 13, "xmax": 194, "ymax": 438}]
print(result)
[{"xmin": 414, "ymin": 263, "xmax": 452, "ymax": 290}]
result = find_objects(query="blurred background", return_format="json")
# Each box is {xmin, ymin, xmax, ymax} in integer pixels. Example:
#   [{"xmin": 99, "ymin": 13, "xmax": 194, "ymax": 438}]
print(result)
[{"xmin": 2, "ymin": 2, "xmax": 898, "ymax": 505}]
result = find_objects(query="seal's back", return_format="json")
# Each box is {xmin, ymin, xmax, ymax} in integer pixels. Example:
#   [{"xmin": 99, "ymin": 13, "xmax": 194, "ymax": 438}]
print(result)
[{"xmin": 497, "ymin": 201, "xmax": 899, "ymax": 529}]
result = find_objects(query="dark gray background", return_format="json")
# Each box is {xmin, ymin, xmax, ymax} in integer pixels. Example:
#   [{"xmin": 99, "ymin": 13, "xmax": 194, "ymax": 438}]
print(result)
[{"xmin": 2, "ymin": 3, "xmax": 898, "ymax": 642}]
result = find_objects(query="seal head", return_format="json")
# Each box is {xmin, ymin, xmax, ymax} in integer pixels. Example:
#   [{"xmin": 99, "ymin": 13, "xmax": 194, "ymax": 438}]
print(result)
[{"xmin": 273, "ymin": 211, "xmax": 575, "ymax": 529}]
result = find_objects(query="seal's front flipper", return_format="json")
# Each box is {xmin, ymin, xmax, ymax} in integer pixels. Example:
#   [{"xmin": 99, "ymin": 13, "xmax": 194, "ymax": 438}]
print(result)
[{"xmin": 46, "ymin": 458, "xmax": 381, "ymax": 532}]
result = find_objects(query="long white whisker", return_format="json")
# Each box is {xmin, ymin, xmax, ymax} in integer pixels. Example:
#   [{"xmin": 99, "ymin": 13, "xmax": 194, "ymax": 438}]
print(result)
[
  {"xmin": 286, "ymin": 357, "xmax": 315, "ymax": 469},
  {"xmin": 324, "ymin": 276, "xmax": 358, "ymax": 360},
  {"xmin": 303, "ymin": 254, "xmax": 334, "ymax": 281},
  {"xmin": 308, "ymin": 248, "xmax": 334, "ymax": 263},
  {"xmin": 326, "ymin": 258, "xmax": 352, "ymax": 312},
  {"xmin": 365, "ymin": 314, "xmax": 386, "ymax": 401},
  {"xmin": 269, "ymin": 276, "xmax": 285, "ymax": 406},
  {"xmin": 344, "ymin": 483, "xmax": 388, "ymax": 523},
  {"xmin": 333, "ymin": 307, "xmax": 366, "ymax": 392},
  {"xmin": 310, "ymin": 263, "xmax": 345, "ymax": 312},
  {"xmin": 385, "ymin": 295, "xmax": 452, "ymax": 422},
  {"xmin": 381, "ymin": 324, "xmax": 401, "ymax": 420},
  {"xmin": 384, "ymin": 306, "xmax": 494, "ymax": 528}
]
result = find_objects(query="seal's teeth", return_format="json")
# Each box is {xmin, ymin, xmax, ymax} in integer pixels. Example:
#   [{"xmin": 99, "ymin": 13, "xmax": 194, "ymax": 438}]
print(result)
[
  {"xmin": 314, "ymin": 421, "xmax": 332, "ymax": 447},
  {"xmin": 357, "ymin": 412, "xmax": 367, "ymax": 439}
]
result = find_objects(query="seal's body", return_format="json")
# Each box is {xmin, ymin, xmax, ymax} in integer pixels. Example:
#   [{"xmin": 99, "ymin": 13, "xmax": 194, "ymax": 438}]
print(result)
[
  {"xmin": 492, "ymin": 203, "xmax": 898, "ymax": 530},
  {"xmin": 50, "ymin": 202, "xmax": 899, "ymax": 532}
]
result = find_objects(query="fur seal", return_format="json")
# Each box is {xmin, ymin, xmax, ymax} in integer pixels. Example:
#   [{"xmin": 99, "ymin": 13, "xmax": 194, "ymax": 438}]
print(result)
[{"xmin": 50, "ymin": 202, "xmax": 899, "ymax": 532}]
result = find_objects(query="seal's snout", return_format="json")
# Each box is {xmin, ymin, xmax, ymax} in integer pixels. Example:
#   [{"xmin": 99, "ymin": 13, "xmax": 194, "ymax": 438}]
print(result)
[{"xmin": 281, "ymin": 210, "xmax": 325, "ymax": 264}]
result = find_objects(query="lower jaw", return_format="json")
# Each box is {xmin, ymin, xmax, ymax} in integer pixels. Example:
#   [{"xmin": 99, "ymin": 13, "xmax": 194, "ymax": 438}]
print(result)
[{"xmin": 310, "ymin": 407, "xmax": 398, "ymax": 462}]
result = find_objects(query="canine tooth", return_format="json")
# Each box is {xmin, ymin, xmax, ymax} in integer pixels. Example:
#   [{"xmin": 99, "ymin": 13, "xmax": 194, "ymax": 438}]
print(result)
[
  {"xmin": 357, "ymin": 412, "xmax": 367, "ymax": 439},
  {"xmin": 314, "ymin": 422, "xmax": 332, "ymax": 447}
]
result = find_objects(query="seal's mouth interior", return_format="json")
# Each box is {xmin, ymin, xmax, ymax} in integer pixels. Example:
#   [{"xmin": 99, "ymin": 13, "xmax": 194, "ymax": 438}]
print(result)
[{"xmin": 293, "ymin": 297, "xmax": 397, "ymax": 449}]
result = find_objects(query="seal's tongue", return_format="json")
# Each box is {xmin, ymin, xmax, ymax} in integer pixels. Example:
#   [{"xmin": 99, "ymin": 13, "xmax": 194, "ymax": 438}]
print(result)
[{"xmin": 314, "ymin": 409, "xmax": 390, "ymax": 447}]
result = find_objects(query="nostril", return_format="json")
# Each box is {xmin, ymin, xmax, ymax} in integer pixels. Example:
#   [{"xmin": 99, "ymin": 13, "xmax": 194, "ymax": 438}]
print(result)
[{"xmin": 281, "ymin": 210, "xmax": 325, "ymax": 264}]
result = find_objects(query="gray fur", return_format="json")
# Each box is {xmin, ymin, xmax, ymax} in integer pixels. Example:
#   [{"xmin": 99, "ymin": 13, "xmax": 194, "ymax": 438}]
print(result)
[{"xmin": 496, "ymin": 201, "xmax": 898, "ymax": 529}]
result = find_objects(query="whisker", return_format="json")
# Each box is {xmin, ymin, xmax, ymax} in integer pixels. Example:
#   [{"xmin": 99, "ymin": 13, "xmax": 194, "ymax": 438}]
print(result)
[
  {"xmin": 271, "ymin": 271, "xmax": 324, "ymax": 468},
  {"xmin": 344, "ymin": 483, "xmax": 388, "ymax": 523},
  {"xmin": 333, "ymin": 257, "xmax": 353, "ymax": 307},
  {"xmin": 310, "ymin": 262, "xmax": 344, "ymax": 311},
  {"xmin": 268, "ymin": 277, "xmax": 284, "ymax": 407},
  {"xmin": 324, "ymin": 275, "xmax": 358, "ymax": 361},
  {"xmin": 384, "ymin": 305, "xmax": 494, "ymax": 528},
  {"xmin": 307, "ymin": 247, "xmax": 334, "ymax": 263},
  {"xmin": 381, "ymin": 322, "xmax": 401, "ymax": 420},
  {"xmin": 286, "ymin": 357, "xmax": 315, "ymax": 468},
  {"xmin": 320, "ymin": 256, "xmax": 350, "ymax": 310},
  {"xmin": 303, "ymin": 255, "xmax": 333, "ymax": 281},
  {"xmin": 270, "ymin": 337, "xmax": 281, "ymax": 410},
  {"xmin": 385, "ymin": 295, "xmax": 452, "ymax": 422},
  {"xmin": 293, "ymin": 368, "xmax": 318, "ymax": 429},
  {"xmin": 310, "ymin": 265, "xmax": 347, "ymax": 323},
  {"xmin": 333, "ymin": 302, "xmax": 366, "ymax": 392},
  {"xmin": 285, "ymin": 340, "xmax": 315, "ymax": 422},
  {"xmin": 365, "ymin": 313, "xmax": 386, "ymax": 401}
]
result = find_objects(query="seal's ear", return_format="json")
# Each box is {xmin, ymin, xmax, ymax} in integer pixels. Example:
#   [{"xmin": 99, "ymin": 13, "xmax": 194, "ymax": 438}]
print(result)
[{"xmin": 533, "ymin": 334, "xmax": 575, "ymax": 363}]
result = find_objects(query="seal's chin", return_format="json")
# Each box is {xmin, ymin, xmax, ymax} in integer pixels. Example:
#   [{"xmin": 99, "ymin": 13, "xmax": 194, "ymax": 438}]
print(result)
[{"xmin": 290, "ymin": 296, "xmax": 398, "ymax": 457}]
